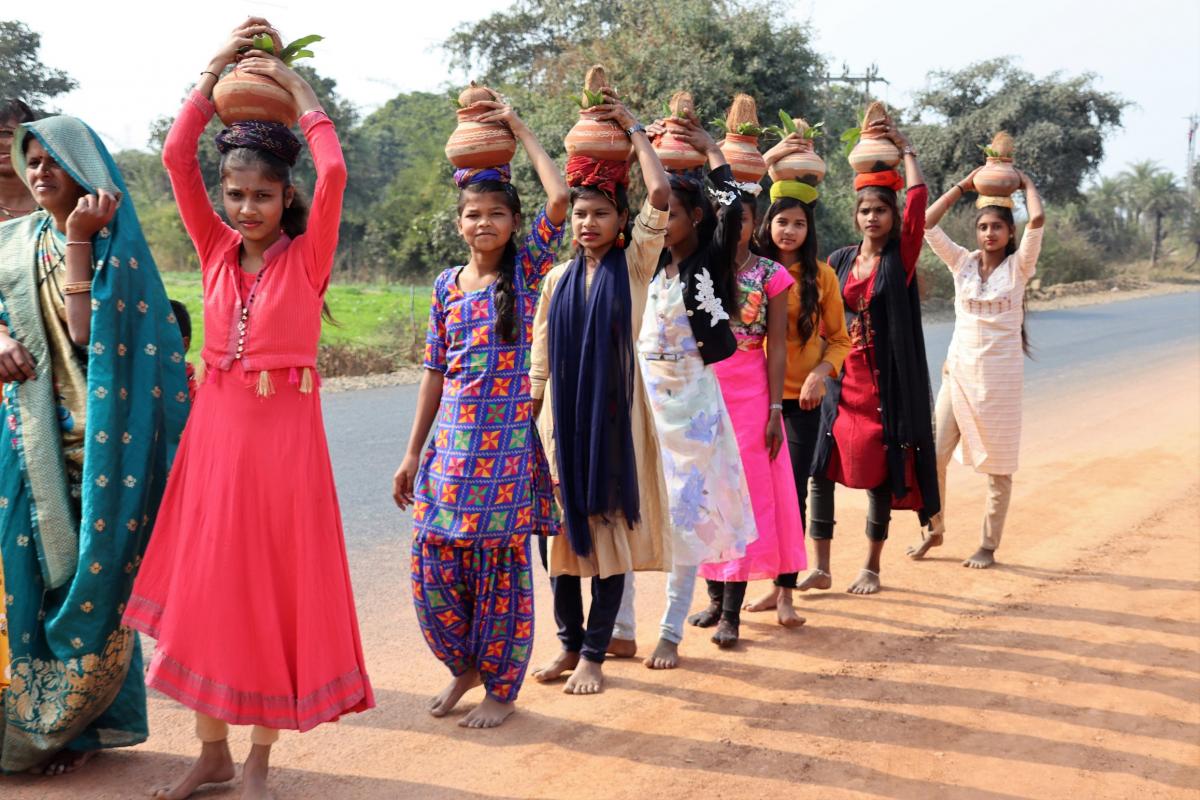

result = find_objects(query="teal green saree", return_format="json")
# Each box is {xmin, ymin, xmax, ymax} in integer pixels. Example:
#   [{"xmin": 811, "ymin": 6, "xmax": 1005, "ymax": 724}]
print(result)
[{"xmin": 0, "ymin": 116, "xmax": 189, "ymax": 771}]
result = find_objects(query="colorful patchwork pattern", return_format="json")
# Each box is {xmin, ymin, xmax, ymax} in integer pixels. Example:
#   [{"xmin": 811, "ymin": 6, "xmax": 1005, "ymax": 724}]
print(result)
[
  {"xmin": 415, "ymin": 208, "xmax": 563, "ymax": 546},
  {"xmin": 411, "ymin": 538, "xmax": 535, "ymax": 703}
]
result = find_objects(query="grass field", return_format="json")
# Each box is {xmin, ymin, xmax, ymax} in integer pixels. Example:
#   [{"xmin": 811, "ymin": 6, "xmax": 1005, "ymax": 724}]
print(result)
[{"xmin": 160, "ymin": 271, "xmax": 433, "ymax": 357}]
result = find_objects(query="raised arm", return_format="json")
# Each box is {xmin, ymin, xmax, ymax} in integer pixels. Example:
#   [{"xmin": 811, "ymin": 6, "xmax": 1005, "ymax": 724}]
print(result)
[
  {"xmin": 926, "ymin": 167, "xmax": 981, "ymax": 228},
  {"xmin": 475, "ymin": 101, "xmax": 568, "ymax": 226},
  {"xmin": 596, "ymin": 90, "xmax": 669, "ymax": 211},
  {"xmin": 1020, "ymin": 170, "xmax": 1045, "ymax": 230}
]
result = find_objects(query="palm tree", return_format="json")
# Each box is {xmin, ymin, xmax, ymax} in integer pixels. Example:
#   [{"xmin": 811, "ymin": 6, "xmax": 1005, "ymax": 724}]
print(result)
[{"xmin": 1120, "ymin": 161, "xmax": 1185, "ymax": 265}]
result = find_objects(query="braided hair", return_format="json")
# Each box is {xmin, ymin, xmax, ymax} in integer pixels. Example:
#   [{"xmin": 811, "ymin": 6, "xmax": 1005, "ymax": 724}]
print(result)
[{"xmin": 457, "ymin": 179, "xmax": 523, "ymax": 344}]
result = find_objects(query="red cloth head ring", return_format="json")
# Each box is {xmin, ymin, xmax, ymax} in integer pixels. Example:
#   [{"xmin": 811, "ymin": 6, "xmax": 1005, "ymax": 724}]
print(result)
[{"xmin": 854, "ymin": 170, "xmax": 904, "ymax": 192}]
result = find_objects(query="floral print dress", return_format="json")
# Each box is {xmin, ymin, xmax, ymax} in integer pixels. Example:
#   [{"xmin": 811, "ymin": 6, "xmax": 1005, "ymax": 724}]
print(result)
[{"xmin": 636, "ymin": 270, "xmax": 757, "ymax": 567}]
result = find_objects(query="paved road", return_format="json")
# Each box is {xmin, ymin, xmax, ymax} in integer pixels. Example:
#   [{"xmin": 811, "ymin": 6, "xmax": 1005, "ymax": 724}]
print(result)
[{"xmin": 324, "ymin": 291, "xmax": 1200, "ymax": 550}]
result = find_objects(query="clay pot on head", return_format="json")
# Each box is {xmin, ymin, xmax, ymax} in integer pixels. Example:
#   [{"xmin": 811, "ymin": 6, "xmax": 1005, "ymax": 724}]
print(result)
[
  {"xmin": 655, "ymin": 118, "xmax": 707, "ymax": 171},
  {"xmin": 721, "ymin": 133, "xmax": 767, "ymax": 183},
  {"xmin": 213, "ymin": 69, "xmax": 299, "ymax": 127},
  {"xmin": 769, "ymin": 138, "xmax": 826, "ymax": 185},
  {"xmin": 974, "ymin": 157, "xmax": 1021, "ymax": 197},
  {"xmin": 848, "ymin": 101, "xmax": 901, "ymax": 174},
  {"xmin": 565, "ymin": 108, "xmax": 633, "ymax": 161},
  {"xmin": 445, "ymin": 84, "xmax": 517, "ymax": 169}
]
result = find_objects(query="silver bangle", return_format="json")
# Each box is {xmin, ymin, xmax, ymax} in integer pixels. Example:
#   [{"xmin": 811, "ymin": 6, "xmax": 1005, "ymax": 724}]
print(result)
[
  {"xmin": 769, "ymin": 403, "xmax": 783, "ymax": 411},
  {"xmin": 65, "ymin": 240, "xmax": 92, "ymax": 247}
]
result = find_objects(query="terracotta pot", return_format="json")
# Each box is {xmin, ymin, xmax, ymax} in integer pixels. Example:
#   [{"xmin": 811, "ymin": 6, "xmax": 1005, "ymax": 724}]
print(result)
[
  {"xmin": 974, "ymin": 156, "xmax": 1021, "ymax": 197},
  {"xmin": 654, "ymin": 119, "xmax": 706, "ymax": 172},
  {"xmin": 768, "ymin": 138, "xmax": 826, "ymax": 184},
  {"xmin": 565, "ymin": 109, "xmax": 632, "ymax": 161},
  {"xmin": 445, "ymin": 105, "xmax": 517, "ymax": 169},
  {"xmin": 848, "ymin": 132, "xmax": 901, "ymax": 174},
  {"xmin": 213, "ymin": 69, "xmax": 298, "ymax": 127},
  {"xmin": 721, "ymin": 133, "xmax": 767, "ymax": 182}
]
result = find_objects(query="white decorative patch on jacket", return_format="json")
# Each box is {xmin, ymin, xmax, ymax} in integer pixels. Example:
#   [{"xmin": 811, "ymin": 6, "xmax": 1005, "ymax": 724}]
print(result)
[{"xmin": 694, "ymin": 268, "xmax": 729, "ymax": 326}]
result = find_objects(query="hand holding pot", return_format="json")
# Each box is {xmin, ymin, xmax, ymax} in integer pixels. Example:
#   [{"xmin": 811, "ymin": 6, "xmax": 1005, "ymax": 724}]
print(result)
[
  {"xmin": 959, "ymin": 166, "xmax": 983, "ymax": 193},
  {"xmin": 237, "ymin": 51, "xmax": 321, "ymax": 115},
  {"xmin": 210, "ymin": 18, "xmax": 280, "ymax": 73},
  {"xmin": 672, "ymin": 117, "xmax": 720, "ymax": 157},
  {"xmin": 589, "ymin": 90, "xmax": 639, "ymax": 132},
  {"xmin": 866, "ymin": 118, "xmax": 910, "ymax": 151},
  {"xmin": 764, "ymin": 133, "xmax": 808, "ymax": 167},
  {"xmin": 471, "ymin": 100, "xmax": 529, "ymax": 134}
]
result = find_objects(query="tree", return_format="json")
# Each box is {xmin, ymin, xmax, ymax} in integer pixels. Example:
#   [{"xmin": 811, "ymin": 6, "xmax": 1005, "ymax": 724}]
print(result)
[
  {"xmin": 1120, "ymin": 162, "xmax": 1186, "ymax": 265},
  {"xmin": 0, "ymin": 20, "xmax": 77, "ymax": 110},
  {"xmin": 907, "ymin": 58, "xmax": 1127, "ymax": 202}
]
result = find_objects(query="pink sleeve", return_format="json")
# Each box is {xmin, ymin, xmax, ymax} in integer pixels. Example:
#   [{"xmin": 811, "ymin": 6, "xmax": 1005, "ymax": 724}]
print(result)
[
  {"xmin": 899, "ymin": 184, "xmax": 928, "ymax": 285},
  {"xmin": 297, "ymin": 111, "xmax": 347, "ymax": 293},
  {"xmin": 765, "ymin": 262, "xmax": 795, "ymax": 299},
  {"xmin": 162, "ymin": 91, "xmax": 234, "ymax": 270}
]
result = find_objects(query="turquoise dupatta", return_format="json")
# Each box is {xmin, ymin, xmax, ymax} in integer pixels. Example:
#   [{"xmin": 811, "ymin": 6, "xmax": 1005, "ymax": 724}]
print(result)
[{"xmin": 0, "ymin": 116, "xmax": 189, "ymax": 771}]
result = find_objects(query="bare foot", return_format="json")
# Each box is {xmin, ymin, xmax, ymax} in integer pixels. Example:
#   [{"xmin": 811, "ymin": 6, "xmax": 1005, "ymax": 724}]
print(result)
[
  {"xmin": 711, "ymin": 618, "xmax": 739, "ymax": 648},
  {"xmin": 847, "ymin": 569, "xmax": 881, "ymax": 595},
  {"xmin": 607, "ymin": 637, "xmax": 638, "ymax": 658},
  {"xmin": 643, "ymin": 638, "xmax": 680, "ymax": 670},
  {"xmin": 240, "ymin": 744, "xmax": 271, "ymax": 800},
  {"xmin": 796, "ymin": 569, "xmax": 832, "ymax": 591},
  {"xmin": 686, "ymin": 603, "xmax": 721, "ymax": 628},
  {"xmin": 907, "ymin": 532, "xmax": 943, "ymax": 559},
  {"xmin": 40, "ymin": 749, "xmax": 95, "ymax": 777},
  {"xmin": 532, "ymin": 649, "xmax": 579, "ymax": 683},
  {"xmin": 742, "ymin": 587, "xmax": 779, "ymax": 612},
  {"xmin": 152, "ymin": 741, "xmax": 235, "ymax": 799},
  {"xmin": 563, "ymin": 658, "xmax": 604, "ymax": 695},
  {"xmin": 963, "ymin": 547, "xmax": 996, "ymax": 569},
  {"xmin": 429, "ymin": 670, "xmax": 482, "ymax": 717},
  {"xmin": 776, "ymin": 588, "xmax": 807, "ymax": 628},
  {"xmin": 460, "ymin": 695, "xmax": 516, "ymax": 728}
]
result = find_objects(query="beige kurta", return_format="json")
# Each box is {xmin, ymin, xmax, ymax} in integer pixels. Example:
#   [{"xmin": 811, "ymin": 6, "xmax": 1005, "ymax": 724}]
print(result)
[
  {"xmin": 530, "ymin": 200, "xmax": 671, "ymax": 578},
  {"xmin": 924, "ymin": 224, "xmax": 1043, "ymax": 475}
]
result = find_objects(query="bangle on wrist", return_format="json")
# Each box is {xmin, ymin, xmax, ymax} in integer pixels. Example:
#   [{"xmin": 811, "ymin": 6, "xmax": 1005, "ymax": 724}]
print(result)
[
  {"xmin": 201, "ymin": 70, "xmax": 220, "ymax": 81},
  {"xmin": 769, "ymin": 402, "xmax": 783, "ymax": 411},
  {"xmin": 65, "ymin": 240, "xmax": 92, "ymax": 247},
  {"xmin": 62, "ymin": 281, "xmax": 92, "ymax": 296}
]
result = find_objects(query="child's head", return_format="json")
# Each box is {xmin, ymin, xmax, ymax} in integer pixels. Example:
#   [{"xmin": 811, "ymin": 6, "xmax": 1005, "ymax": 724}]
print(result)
[
  {"xmin": 757, "ymin": 196, "xmax": 816, "ymax": 264},
  {"xmin": 665, "ymin": 172, "xmax": 716, "ymax": 249},
  {"xmin": 854, "ymin": 185, "xmax": 900, "ymax": 243},
  {"xmin": 170, "ymin": 299, "xmax": 192, "ymax": 352},
  {"xmin": 975, "ymin": 205, "xmax": 1017, "ymax": 256},
  {"xmin": 570, "ymin": 184, "xmax": 630, "ymax": 253},
  {"xmin": 456, "ymin": 176, "xmax": 523, "ymax": 344},
  {"xmin": 216, "ymin": 123, "xmax": 306, "ymax": 245}
]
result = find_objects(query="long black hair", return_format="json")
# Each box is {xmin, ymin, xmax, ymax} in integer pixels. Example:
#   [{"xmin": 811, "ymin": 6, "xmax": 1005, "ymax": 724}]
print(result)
[
  {"xmin": 977, "ymin": 204, "xmax": 1031, "ymax": 357},
  {"xmin": 457, "ymin": 179, "xmax": 523, "ymax": 344},
  {"xmin": 668, "ymin": 172, "xmax": 739, "ymax": 310},
  {"xmin": 0, "ymin": 98, "xmax": 35, "ymax": 125},
  {"xmin": 754, "ymin": 196, "xmax": 821, "ymax": 345},
  {"xmin": 220, "ymin": 147, "xmax": 337, "ymax": 323}
]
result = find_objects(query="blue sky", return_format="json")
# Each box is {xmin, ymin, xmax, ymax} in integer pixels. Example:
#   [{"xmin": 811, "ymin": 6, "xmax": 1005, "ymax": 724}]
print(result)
[{"xmin": 13, "ymin": 0, "xmax": 1200, "ymax": 183}]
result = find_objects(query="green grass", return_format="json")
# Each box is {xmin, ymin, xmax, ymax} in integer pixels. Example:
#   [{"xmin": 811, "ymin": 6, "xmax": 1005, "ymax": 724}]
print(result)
[{"xmin": 160, "ymin": 271, "xmax": 432, "ymax": 355}]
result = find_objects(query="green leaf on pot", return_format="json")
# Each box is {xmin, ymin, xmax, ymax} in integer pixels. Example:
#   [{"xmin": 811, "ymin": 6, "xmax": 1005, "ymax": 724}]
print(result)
[
  {"xmin": 735, "ymin": 123, "xmax": 762, "ymax": 136},
  {"xmin": 841, "ymin": 126, "xmax": 862, "ymax": 157},
  {"xmin": 979, "ymin": 144, "xmax": 1002, "ymax": 158},
  {"xmin": 287, "ymin": 49, "xmax": 316, "ymax": 63},
  {"xmin": 710, "ymin": 118, "xmax": 728, "ymax": 131},
  {"xmin": 778, "ymin": 110, "xmax": 797, "ymax": 134},
  {"xmin": 805, "ymin": 121, "xmax": 825, "ymax": 139}
]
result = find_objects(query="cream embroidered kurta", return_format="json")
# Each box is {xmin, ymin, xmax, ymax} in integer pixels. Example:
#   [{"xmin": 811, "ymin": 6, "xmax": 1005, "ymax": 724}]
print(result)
[
  {"xmin": 530, "ymin": 201, "xmax": 671, "ymax": 578},
  {"xmin": 924, "ymin": 224, "xmax": 1043, "ymax": 475}
]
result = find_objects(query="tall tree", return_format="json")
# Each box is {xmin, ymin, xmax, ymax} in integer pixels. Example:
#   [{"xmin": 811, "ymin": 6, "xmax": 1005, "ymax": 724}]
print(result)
[
  {"xmin": 907, "ymin": 58, "xmax": 1127, "ymax": 202},
  {"xmin": 0, "ymin": 20, "xmax": 76, "ymax": 109}
]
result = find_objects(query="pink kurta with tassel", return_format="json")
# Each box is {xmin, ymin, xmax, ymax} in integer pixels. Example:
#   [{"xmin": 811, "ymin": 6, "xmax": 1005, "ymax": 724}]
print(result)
[{"xmin": 123, "ymin": 92, "xmax": 374, "ymax": 730}]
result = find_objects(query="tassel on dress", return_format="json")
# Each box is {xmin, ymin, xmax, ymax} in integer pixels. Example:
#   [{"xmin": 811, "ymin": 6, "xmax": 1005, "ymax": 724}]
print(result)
[
  {"xmin": 299, "ymin": 367, "xmax": 314, "ymax": 394},
  {"xmin": 256, "ymin": 370, "xmax": 275, "ymax": 397}
]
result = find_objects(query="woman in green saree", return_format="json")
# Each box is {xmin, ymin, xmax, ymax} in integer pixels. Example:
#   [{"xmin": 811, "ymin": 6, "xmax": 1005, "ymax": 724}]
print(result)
[{"xmin": 0, "ymin": 115, "xmax": 189, "ymax": 774}]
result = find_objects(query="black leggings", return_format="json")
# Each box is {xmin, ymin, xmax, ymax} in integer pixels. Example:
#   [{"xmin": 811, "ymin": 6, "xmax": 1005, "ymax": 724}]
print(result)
[
  {"xmin": 702, "ymin": 580, "xmax": 747, "ymax": 626},
  {"xmin": 537, "ymin": 535, "xmax": 625, "ymax": 664},
  {"xmin": 776, "ymin": 401, "xmax": 821, "ymax": 588},
  {"xmin": 808, "ymin": 476, "xmax": 892, "ymax": 542}
]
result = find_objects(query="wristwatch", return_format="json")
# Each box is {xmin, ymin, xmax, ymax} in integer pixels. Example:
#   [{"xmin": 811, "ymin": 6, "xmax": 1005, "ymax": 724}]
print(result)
[
  {"xmin": 902, "ymin": 144, "xmax": 918, "ymax": 157},
  {"xmin": 625, "ymin": 123, "xmax": 646, "ymax": 139}
]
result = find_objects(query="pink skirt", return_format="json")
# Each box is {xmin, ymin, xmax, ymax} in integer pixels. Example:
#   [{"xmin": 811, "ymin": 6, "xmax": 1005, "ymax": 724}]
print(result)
[
  {"xmin": 124, "ymin": 363, "xmax": 374, "ymax": 731},
  {"xmin": 702, "ymin": 349, "xmax": 807, "ymax": 582}
]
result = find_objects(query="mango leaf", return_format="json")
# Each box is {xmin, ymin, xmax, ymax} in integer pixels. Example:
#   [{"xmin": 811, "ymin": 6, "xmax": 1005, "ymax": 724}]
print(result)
[
  {"xmin": 841, "ymin": 126, "xmax": 862, "ymax": 158},
  {"xmin": 735, "ymin": 123, "xmax": 763, "ymax": 136},
  {"xmin": 710, "ymin": 118, "xmax": 728, "ymax": 131},
  {"xmin": 582, "ymin": 89, "xmax": 606, "ymax": 107},
  {"xmin": 804, "ymin": 121, "xmax": 826, "ymax": 139},
  {"xmin": 778, "ymin": 110, "xmax": 797, "ymax": 134},
  {"xmin": 285, "ymin": 49, "xmax": 316, "ymax": 65}
]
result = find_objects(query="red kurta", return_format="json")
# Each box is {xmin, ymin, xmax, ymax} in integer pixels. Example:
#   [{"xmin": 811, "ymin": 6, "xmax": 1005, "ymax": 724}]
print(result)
[{"xmin": 826, "ymin": 185, "xmax": 927, "ymax": 490}]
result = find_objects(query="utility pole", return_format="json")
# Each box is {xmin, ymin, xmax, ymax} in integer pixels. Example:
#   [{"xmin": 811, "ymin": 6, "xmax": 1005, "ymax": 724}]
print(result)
[
  {"xmin": 821, "ymin": 63, "xmax": 890, "ymax": 103},
  {"xmin": 1186, "ymin": 114, "xmax": 1198, "ymax": 205}
]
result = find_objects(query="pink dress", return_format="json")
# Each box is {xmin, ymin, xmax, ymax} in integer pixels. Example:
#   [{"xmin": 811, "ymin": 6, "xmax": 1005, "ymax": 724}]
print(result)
[
  {"xmin": 123, "ymin": 92, "xmax": 373, "ymax": 730},
  {"xmin": 701, "ymin": 257, "xmax": 807, "ymax": 582}
]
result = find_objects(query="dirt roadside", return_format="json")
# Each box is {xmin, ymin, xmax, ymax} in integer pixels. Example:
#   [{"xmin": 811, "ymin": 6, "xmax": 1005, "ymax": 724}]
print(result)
[{"xmin": 4, "ymin": 338, "xmax": 1198, "ymax": 799}]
